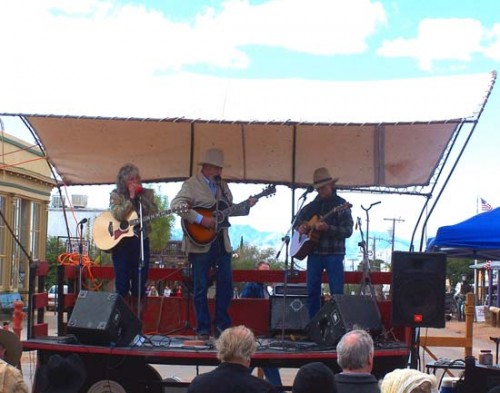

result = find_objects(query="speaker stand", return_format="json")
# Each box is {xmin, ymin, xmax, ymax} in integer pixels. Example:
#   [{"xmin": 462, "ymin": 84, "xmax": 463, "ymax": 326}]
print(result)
[{"xmin": 408, "ymin": 327, "xmax": 419, "ymax": 369}]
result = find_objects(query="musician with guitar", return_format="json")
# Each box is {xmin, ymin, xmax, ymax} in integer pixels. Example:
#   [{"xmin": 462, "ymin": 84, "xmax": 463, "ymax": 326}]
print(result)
[
  {"xmin": 294, "ymin": 167, "xmax": 354, "ymax": 320},
  {"xmin": 109, "ymin": 163, "xmax": 157, "ymax": 319},
  {"xmin": 171, "ymin": 148, "xmax": 259, "ymax": 340}
]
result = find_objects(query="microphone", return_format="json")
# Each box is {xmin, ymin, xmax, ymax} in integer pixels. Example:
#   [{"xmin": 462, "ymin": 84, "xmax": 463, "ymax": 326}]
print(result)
[
  {"xmin": 214, "ymin": 175, "xmax": 222, "ymax": 184},
  {"xmin": 78, "ymin": 218, "xmax": 88, "ymax": 225},
  {"xmin": 135, "ymin": 185, "xmax": 144, "ymax": 194},
  {"xmin": 299, "ymin": 185, "xmax": 314, "ymax": 199}
]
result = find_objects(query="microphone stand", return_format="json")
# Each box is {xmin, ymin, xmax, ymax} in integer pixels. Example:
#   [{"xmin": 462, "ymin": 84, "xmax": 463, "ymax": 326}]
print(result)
[
  {"xmin": 77, "ymin": 220, "xmax": 86, "ymax": 294},
  {"xmin": 137, "ymin": 195, "xmax": 145, "ymax": 319},
  {"xmin": 275, "ymin": 190, "xmax": 309, "ymax": 344}
]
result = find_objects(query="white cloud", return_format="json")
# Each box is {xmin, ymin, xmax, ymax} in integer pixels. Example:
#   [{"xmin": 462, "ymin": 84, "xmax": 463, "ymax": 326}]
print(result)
[
  {"xmin": 377, "ymin": 18, "xmax": 486, "ymax": 71},
  {"xmin": 484, "ymin": 23, "xmax": 500, "ymax": 61}
]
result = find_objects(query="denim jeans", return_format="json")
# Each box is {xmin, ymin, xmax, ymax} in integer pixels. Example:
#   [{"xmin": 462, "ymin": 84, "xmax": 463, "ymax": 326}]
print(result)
[
  {"xmin": 306, "ymin": 253, "xmax": 344, "ymax": 319},
  {"xmin": 249, "ymin": 366, "xmax": 283, "ymax": 388},
  {"xmin": 112, "ymin": 235, "xmax": 150, "ymax": 298},
  {"xmin": 189, "ymin": 238, "xmax": 232, "ymax": 335}
]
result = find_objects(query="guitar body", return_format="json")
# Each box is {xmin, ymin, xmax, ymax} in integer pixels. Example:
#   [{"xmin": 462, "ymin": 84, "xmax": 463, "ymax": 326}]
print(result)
[
  {"xmin": 290, "ymin": 215, "xmax": 321, "ymax": 260},
  {"xmin": 182, "ymin": 202, "xmax": 231, "ymax": 246},
  {"xmin": 93, "ymin": 211, "xmax": 138, "ymax": 251},
  {"xmin": 181, "ymin": 185, "xmax": 277, "ymax": 247},
  {"xmin": 290, "ymin": 202, "xmax": 352, "ymax": 260},
  {"xmin": 93, "ymin": 204, "xmax": 187, "ymax": 251}
]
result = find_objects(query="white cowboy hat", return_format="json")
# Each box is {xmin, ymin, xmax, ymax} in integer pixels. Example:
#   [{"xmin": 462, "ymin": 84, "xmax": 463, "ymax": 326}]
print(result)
[{"xmin": 198, "ymin": 148, "xmax": 225, "ymax": 168}]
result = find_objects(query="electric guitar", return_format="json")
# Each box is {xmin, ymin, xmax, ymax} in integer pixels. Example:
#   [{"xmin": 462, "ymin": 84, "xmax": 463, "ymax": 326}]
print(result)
[
  {"xmin": 290, "ymin": 202, "xmax": 352, "ymax": 260},
  {"xmin": 93, "ymin": 204, "xmax": 188, "ymax": 251},
  {"xmin": 182, "ymin": 185, "xmax": 276, "ymax": 246}
]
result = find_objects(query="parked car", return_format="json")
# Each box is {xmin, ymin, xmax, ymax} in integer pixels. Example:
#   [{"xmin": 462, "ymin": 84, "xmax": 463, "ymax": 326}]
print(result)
[{"xmin": 47, "ymin": 285, "xmax": 68, "ymax": 311}]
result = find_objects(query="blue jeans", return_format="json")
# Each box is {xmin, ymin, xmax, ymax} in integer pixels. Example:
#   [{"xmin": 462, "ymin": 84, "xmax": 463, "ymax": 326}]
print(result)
[
  {"xmin": 249, "ymin": 366, "xmax": 283, "ymax": 388},
  {"xmin": 112, "ymin": 235, "xmax": 150, "ymax": 298},
  {"xmin": 189, "ymin": 238, "xmax": 232, "ymax": 335},
  {"xmin": 306, "ymin": 254, "xmax": 344, "ymax": 319}
]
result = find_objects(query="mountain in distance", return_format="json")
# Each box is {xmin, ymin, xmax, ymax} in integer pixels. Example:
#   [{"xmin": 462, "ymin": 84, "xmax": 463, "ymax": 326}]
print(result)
[{"xmin": 172, "ymin": 224, "xmax": 411, "ymax": 266}]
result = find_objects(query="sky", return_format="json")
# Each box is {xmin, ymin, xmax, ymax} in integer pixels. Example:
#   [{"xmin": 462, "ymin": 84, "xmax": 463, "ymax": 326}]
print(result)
[{"xmin": 0, "ymin": 0, "xmax": 499, "ymax": 259}]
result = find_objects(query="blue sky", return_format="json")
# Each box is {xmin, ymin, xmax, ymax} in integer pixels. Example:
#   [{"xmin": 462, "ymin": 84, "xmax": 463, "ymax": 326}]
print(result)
[{"xmin": 0, "ymin": 0, "xmax": 499, "ymax": 258}]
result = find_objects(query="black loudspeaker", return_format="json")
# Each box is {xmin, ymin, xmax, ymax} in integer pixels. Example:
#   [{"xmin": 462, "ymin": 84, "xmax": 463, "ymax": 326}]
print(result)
[
  {"xmin": 67, "ymin": 291, "xmax": 142, "ymax": 346},
  {"xmin": 391, "ymin": 251, "xmax": 447, "ymax": 328},
  {"xmin": 305, "ymin": 295, "xmax": 383, "ymax": 347},
  {"xmin": 269, "ymin": 295, "xmax": 309, "ymax": 333}
]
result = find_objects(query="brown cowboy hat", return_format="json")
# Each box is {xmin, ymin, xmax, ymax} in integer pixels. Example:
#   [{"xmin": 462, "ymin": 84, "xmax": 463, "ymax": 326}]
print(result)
[
  {"xmin": 313, "ymin": 167, "xmax": 339, "ymax": 189},
  {"xmin": 198, "ymin": 148, "xmax": 225, "ymax": 168},
  {"xmin": 0, "ymin": 329, "xmax": 22, "ymax": 366}
]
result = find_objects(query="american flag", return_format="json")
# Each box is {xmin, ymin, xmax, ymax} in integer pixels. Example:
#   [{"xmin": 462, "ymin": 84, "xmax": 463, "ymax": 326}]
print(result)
[
  {"xmin": 486, "ymin": 260, "xmax": 492, "ymax": 270},
  {"xmin": 481, "ymin": 198, "xmax": 492, "ymax": 212}
]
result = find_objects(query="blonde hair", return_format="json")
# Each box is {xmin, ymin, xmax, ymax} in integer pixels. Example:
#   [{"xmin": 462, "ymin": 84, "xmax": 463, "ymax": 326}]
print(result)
[
  {"xmin": 215, "ymin": 325, "xmax": 257, "ymax": 363},
  {"xmin": 380, "ymin": 368, "xmax": 438, "ymax": 393}
]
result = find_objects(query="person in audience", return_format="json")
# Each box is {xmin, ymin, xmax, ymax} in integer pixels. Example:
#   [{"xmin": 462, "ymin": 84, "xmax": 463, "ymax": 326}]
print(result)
[
  {"xmin": 334, "ymin": 329, "xmax": 380, "ymax": 393},
  {"xmin": 0, "ymin": 330, "xmax": 28, "ymax": 392},
  {"xmin": 293, "ymin": 361, "xmax": 337, "ymax": 393},
  {"xmin": 380, "ymin": 368, "xmax": 438, "ymax": 393},
  {"xmin": 187, "ymin": 325, "xmax": 275, "ymax": 393}
]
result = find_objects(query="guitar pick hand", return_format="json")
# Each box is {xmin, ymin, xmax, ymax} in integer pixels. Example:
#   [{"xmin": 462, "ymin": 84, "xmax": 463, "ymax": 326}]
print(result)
[{"xmin": 201, "ymin": 216, "xmax": 216, "ymax": 229}]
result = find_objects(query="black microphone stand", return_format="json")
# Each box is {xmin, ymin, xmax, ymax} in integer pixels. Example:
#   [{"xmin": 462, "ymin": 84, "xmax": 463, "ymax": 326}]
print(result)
[
  {"xmin": 137, "ymin": 194, "xmax": 146, "ymax": 319},
  {"xmin": 275, "ymin": 190, "xmax": 309, "ymax": 344},
  {"xmin": 77, "ymin": 219, "xmax": 87, "ymax": 294}
]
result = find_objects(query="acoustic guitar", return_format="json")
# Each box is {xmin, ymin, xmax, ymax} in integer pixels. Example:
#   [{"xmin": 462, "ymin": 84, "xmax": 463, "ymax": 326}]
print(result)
[
  {"xmin": 290, "ymin": 202, "xmax": 352, "ymax": 260},
  {"xmin": 182, "ymin": 185, "xmax": 276, "ymax": 246},
  {"xmin": 93, "ymin": 204, "xmax": 188, "ymax": 251}
]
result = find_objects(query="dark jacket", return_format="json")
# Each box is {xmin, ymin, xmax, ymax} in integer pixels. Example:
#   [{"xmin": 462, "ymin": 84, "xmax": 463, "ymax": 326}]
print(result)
[
  {"xmin": 335, "ymin": 373, "xmax": 380, "ymax": 393},
  {"xmin": 187, "ymin": 362, "xmax": 276, "ymax": 393}
]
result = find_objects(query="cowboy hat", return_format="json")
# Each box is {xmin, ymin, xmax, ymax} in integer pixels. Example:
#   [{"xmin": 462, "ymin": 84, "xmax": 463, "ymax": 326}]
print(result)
[
  {"xmin": 36, "ymin": 353, "xmax": 87, "ymax": 393},
  {"xmin": 0, "ymin": 329, "xmax": 22, "ymax": 366},
  {"xmin": 313, "ymin": 167, "xmax": 339, "ymax": 189},
  {"xmin": 198, "ymin": 148, "xmax": 225, "ymax": 168}
]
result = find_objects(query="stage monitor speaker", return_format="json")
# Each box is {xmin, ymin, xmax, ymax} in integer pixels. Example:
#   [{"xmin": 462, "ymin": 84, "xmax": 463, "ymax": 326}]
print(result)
[
  {"xmin": 391, "ymin": 251, "xmax": 447, "ymax": 328},
  {"xmin": 305, "ymin": 295, "xmax": 382, "ymax": 347},
  {"xmin": 67, "ymin": 291, "xmax": 142, "ymax": 346},
  {"xmin": 269, "ymin": 295, "xmax": 309, "ymax": 333}
]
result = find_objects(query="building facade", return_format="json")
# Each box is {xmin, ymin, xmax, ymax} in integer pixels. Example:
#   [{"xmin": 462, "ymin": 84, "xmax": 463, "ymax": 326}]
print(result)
[{"xmin": 0, "ymin": 131, "xmax": 55, "ymax": 295}]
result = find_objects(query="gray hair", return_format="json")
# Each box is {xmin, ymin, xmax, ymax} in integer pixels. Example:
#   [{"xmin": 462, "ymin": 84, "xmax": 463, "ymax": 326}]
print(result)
[
  {"xmin": 336, "ymin": 329, "xmax": 374, "ymax": 370},
  {"xmin": 216, "ymin": 325, "xmax": 257, "ymax": 363},
  {"xmin": 116, "ymin": 163, "xmax": 140, "ymax": 194}
]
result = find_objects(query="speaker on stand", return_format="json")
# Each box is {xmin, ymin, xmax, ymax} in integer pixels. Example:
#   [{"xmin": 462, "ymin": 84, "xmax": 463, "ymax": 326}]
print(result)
[{"xmin": 390, "ymin": 251, "xmax": 447, "ymax": 369}]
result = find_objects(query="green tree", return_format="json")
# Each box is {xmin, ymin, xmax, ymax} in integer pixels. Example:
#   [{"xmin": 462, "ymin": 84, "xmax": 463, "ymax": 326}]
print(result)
[
  {"xmin": 148, "ymin": 192, "xmax": 174, "ymax": 253},
  {"xmin": 447, "ymin": 257, "xmax": 475, "ymax": 286},
  {"xmin": 45, "ymin": 236, "xmax": 66, "ymax": 288}
]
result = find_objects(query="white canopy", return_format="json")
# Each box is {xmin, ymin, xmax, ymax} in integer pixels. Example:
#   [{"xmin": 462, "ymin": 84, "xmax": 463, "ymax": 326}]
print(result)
[{"xmin": 1, "ymin": 71, "xmax": 496, "ymax": 190}]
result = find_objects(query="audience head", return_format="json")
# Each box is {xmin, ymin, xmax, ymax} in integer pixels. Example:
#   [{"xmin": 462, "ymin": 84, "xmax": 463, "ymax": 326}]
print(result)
[
  {"xmin": 256, "ymin": 261, "xmax": 270, "ymax": 271},
  {"xmin": 216, "ymin": 325, "xmax": 257, "ymax": 366},
  {"xmin": 336, "ymin": 329, "xmax": 374, "ymax": 372},
  {"xmin": 380, "ymin": 368, "xmax": 438, "ymax": 393},
  {"xmin": 293, "ymin": 362, "xmax": 336, "ymax": 393}
]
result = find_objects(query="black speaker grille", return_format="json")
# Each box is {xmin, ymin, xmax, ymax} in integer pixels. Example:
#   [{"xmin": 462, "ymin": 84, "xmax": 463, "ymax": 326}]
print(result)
[
  {"xmin": 269, "ymin": 295, "xmax": 309, "ymax": 333},
  {"xmin": 391, "ymin": 251, "xmax": 447, "ymax": 328},
  {"xmin": 67, "ymin": 291, "xmax": 142, "ymax": 346}
]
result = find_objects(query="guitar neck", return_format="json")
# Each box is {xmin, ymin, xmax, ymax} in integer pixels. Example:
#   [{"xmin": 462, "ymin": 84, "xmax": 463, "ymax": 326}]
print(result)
[
  {"xmin": 320, "ymin": 203, "xmax": 352, "ymax": 222},
  {"xmin": 129, "ymin": 209, "xmax": 172, "ymax": 226}
]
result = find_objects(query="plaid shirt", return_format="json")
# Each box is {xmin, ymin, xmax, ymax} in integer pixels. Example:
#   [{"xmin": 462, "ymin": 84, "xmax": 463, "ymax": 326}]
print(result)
[{"xmin": 296, "ymin": 193, "xmax": 353, "ymax": 255}]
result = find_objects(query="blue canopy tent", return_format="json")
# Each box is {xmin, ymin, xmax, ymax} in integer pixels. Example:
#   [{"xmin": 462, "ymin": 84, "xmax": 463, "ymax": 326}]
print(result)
[{"xmin": 427, "ymin": 208, "xmax": 500, "ymax": 306}]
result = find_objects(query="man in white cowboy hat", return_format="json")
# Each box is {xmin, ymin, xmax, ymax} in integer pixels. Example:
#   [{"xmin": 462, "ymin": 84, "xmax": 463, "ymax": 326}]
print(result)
[
  {"xmin": 295, "ymin": 167, "xmax": 353, "ymax": 319},
  {"xmin": 171, "ymin": 148, "xmax": 258, "ymax": 340},
  {"xmin": 0, "ymin": 329, "xmax": 29, "ymax": 392}
]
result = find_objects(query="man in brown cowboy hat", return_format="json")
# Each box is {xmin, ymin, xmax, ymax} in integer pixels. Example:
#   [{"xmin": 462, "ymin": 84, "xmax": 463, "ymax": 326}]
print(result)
[
  {"xmin": 0, "ymin": 329, "xmax": 29, "ymax": 392},
  {"xmin": 171, "ymin": 148, "xmax": 258, "ymax": 340},
  {"xmin": 295, "ymin": 167, "xmax": 353, "ymax": 319}
]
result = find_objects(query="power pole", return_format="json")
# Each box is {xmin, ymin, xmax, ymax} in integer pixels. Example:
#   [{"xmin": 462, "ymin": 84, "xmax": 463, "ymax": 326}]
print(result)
[{"xmin": 384, "ymin": 217, "xmax": 405, "ymax": 256}]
